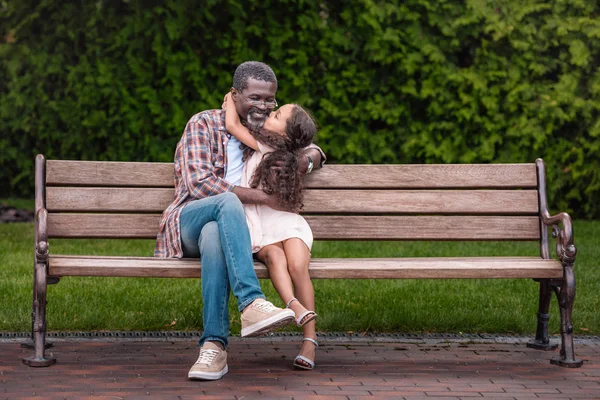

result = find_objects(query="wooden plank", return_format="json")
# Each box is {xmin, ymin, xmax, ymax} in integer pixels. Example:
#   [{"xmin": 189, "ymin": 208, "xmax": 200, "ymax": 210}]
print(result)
[
  {"xmin": 303, "ymin": 190, "xmax": 539, "ymax": 214},
  {"xmin": 47, "ymin": 214, "xmax": 540, "ymax": 240},
  {"xmin": 46, "ymin": 187, "xmax": 539, "ymax": 214},
  {"xmin": 46, "ymin": 161, "xmax": 538, "ymax": 189},
  {"xmin": 48, "ymin": 255, "xmax": 562, "ymax": 279},
  {"xmin": 46, "ymin": 187, "xmax": 174, "ymax": 213},
  {"xmin": 47, "ymin": 160, "xmax": 175, "ymax": 188},
  {"xmin": 307, "ymin": 216, "xmax": 540, "ymax": 240},
  {"xmin": 48, "ymin": 214, "xmax": 162, "ymax": 238},
  {"xmin": 306, "ymin": 164, "xmax": 538, "ymax": 189}
]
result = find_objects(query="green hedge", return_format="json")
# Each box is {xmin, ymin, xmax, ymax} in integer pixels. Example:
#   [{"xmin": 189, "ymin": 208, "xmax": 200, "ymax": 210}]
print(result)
[{"xmin": 1, "ymin": 0, "xmax": 599, "ymax": 217}]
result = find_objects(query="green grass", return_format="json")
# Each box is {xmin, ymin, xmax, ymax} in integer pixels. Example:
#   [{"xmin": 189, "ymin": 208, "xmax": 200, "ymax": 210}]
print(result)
[
  {"xmin": 1, "ymin": 198, "xmax": 35, "ymax": 210},
  {"xmin": 1, "ymin": 218, "xmax": 598, "ymax": 335}
]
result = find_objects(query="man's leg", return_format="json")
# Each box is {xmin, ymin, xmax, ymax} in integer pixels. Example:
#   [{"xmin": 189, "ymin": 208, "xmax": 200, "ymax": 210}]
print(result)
[
  {"xmin": 180, "ymin": 197, "xmax": 243, "ymax": 380},
  {"xmin": 182, "ymin": 221, "xmax": 230, "ymax": 381},
  {"xmin": 180, "ymin": 193, "xmax": 294, "ymax": 380},
  {"xmin": 197, "ymin": 222, "xmax": 230, "ymax": 348}
]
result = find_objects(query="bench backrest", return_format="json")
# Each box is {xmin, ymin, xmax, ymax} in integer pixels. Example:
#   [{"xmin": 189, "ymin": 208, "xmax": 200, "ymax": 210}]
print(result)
[{"xmin": 40, "ymin": 158, "xmax": 543, "ymax": 245}]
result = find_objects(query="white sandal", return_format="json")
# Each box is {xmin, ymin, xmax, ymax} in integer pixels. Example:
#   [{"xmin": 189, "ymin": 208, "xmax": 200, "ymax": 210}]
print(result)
[
  {"xmin": 286, "ymin": 297, "xmax": 318, "ymax": 327},
  {"xmin": 293, "ymin": 337, "xmax": 318, "ymax": 370}
]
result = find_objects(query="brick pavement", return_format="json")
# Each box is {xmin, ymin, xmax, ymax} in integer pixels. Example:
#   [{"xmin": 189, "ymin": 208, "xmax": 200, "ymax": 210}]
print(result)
[{"xmin": 1, "ymin": 337, "xmax": 599, "ymax": 399}]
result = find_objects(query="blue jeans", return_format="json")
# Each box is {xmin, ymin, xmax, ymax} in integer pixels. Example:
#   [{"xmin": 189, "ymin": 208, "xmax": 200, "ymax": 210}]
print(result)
[{"xmin": 179, "ymin": 192, "xmax": 264, "ymax": 348}]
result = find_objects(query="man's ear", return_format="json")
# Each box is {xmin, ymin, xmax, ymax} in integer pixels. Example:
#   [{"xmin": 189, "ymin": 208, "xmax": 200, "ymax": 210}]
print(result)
[{"xmin": 230, "ymin": 87, "xmax": 237, "ymax": 99}]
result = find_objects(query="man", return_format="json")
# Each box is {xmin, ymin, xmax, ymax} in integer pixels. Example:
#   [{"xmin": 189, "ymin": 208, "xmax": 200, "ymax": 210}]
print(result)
[{"xmin": 155, "ymin": 61, "xmax": 325, "ymax": 380}]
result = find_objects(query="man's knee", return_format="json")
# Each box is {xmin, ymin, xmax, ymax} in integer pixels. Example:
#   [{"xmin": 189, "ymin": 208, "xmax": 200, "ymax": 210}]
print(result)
[{"xmin": 217, "ymin": 192, "xmax": 243, "ymax": 212}]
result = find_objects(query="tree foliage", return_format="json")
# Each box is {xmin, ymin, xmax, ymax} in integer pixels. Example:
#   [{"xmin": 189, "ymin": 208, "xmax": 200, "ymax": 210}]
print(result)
[{"xmin": 1, "ymin": 0, "xmax": 599, "ymax": 217}]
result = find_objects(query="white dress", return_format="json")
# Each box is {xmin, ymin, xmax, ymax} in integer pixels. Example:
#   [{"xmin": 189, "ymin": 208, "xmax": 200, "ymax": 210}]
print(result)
[{"xmin": 242, "ymin": 142, "xmax": 313, "ymax": 254}]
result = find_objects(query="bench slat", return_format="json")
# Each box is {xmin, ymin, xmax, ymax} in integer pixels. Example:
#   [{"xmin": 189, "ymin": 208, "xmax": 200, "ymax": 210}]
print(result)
[
  {"xmin": 46, "ymin": 187, "xmax": 539, "ymax": 214},
  {"xmin": 47, "ymin": 214, "xmax": 540, "ymax": 240},
  {"xmin": 46, "ymin": 161, "xmax": 538, "ymax": 189},
  {"xmin": 47, "ymin": 161, "xmax": 175, "ymax": 188},
  {"xmin": 49, "ymin": 255, "xmax": 562, "ymax": 279}
]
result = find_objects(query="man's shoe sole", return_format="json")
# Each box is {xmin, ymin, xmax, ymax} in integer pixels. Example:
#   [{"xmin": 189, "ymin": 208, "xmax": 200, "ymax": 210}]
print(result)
[
  {"xmin": 188, "ymin": 365, "xmax": 228, "ymax": 380},
  {"xmin": 241, "ymin": 310, "xmax": 295, "ymax": 337}
]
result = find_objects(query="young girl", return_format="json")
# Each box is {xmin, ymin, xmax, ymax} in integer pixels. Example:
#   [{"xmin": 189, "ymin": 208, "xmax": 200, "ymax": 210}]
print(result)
[{"xmin": 224, "ymin": 93, "xmax": 319, "ymax": 370}]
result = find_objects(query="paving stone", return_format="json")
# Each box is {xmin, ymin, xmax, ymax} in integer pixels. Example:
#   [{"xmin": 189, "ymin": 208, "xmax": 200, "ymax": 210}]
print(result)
[{"xmin": 2, "ymin": 338, "xmax": 598, "ymax": 398}]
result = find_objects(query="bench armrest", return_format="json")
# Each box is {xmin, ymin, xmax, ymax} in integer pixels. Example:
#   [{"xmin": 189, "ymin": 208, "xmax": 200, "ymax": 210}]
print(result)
[
  {"xmin": 541, "ymin": 210, "xmax": 576, "ymax": 267},
  {"xmin": 35, "ymin": 208, "xmax": 49, "ymax": 264},
  {"xmin": 536, "ymin": 158, "xmax": 576, "ymax": 267}
]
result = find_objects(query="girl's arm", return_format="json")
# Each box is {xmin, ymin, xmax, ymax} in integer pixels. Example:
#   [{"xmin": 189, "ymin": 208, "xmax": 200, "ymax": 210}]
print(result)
[{"xmin": 225, "ymin": 93, "xmax": 259, "ymax": 150}]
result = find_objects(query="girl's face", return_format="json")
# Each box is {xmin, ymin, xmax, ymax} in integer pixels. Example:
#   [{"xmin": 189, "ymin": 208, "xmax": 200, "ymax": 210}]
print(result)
[{"xmin": 262, "ymin": 104, "xmax": 294, "ymax": 135}]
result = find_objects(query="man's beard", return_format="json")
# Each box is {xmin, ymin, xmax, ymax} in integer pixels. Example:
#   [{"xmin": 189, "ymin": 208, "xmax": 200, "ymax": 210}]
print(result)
[{"xmin": 246, "ymin": 107, "xmax": 269, "ymax": 130}]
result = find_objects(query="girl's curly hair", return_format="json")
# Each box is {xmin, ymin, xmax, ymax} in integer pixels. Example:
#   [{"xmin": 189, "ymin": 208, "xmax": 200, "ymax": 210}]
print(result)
[{"xmin": 244, "ymin": 105, "xmax": 317, "ymax": 213}]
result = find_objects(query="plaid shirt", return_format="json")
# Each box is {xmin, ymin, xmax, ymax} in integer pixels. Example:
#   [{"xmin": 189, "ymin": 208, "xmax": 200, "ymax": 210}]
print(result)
[{"xmin": 155, "ymin": 109, "xmax": 325, "ymax": 258}]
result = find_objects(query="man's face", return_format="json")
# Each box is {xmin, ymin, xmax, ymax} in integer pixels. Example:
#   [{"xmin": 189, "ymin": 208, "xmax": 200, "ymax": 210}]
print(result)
[{"xmin": 233, "ymin": 78, "xmax": 277, "ymax": 130}]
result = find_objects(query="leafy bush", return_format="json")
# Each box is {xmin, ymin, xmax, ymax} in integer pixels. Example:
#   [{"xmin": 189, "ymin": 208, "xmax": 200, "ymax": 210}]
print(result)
[{"xmin": 1, "ymin": 0, "xmax": 599, "ymax": 217}]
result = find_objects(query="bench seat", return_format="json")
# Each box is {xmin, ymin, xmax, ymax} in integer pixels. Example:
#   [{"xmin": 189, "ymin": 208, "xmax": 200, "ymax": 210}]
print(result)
[{"xmin": 49, "ymin": 255, "xmax": 563, "ymax": 279}]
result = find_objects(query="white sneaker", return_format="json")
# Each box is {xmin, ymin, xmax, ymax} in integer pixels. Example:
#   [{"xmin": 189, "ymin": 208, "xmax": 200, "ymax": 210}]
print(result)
[
  {"xmin": 188, "ymin": 341, "xmax": 228, "ymax": 380},
  {"xmin": 240, "ymin": 299, "xmax": 295, "ymax": 337}
]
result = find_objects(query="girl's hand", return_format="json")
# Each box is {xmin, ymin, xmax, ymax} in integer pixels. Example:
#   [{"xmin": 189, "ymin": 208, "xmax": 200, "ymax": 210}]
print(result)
[
  {"xmin": 225, "ymin": 91, "xmax": 258, "ymax": 150},
  {"xmin": 225, "ymin": 93, "xmax": 241, "ymax": 124},
  {"xmin": 221, "ymin": 93, "xmax": 229, "ymax": 110}
]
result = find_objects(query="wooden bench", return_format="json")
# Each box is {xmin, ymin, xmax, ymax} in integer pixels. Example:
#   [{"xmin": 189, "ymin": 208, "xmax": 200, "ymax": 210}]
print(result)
[{"xmin": 23, "ymin": 155, "xmax": 582, "ymax": 368}]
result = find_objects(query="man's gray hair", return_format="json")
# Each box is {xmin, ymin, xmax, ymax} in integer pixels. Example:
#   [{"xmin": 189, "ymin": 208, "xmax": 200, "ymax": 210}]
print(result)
[{"xmin": 233, "ymin": 61, "xmax": 278, "ymax": 91}]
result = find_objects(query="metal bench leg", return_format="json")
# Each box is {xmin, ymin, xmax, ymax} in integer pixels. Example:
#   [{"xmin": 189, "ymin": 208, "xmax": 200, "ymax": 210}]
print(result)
[
  {"xmin": 22, "ymin": 253, "xmax": 56, "ymax": 367},
  {"xmin": 527, "ymin": 279, "xmax": 558, "ymax": 350},
  {"xmin": 550, "ymin": 266, "xmax": 582, "ymax": 368},
  {"xmin": 21, "ymin": 279, "xmax": 56, "ymax": 351}
]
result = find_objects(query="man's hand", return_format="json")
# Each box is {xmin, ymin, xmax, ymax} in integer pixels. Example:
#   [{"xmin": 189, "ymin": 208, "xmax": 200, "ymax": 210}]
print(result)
[
  {"xmin": 232, "ymin": 186, "xmax": 290, "ymax": 211},
  {"xmin": 269, "ymin": 155, "xmax": 308, "ymax": 174},
  {"xmin": 264, "ymin": 193, "xmax": 288, "ymax": 212},
  {"xmin": 300, "ymin": 148, "xmax": 322, "ymax": 174},
  {"xmin": 297, "ymin": 154, "xmax": 309, "ymax": 174},
  {"xmin": 270, "ymin": 159, "xmax": 286, "ymax": 173}
]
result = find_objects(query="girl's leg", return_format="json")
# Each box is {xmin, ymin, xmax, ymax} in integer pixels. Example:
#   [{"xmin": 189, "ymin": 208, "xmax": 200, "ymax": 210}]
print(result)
[
  {"xmin": 257, "ymin": 243, "xmax": 294, "ymax": 305},
  {"xmin": 257, "ymin": 242, "xmax": 311, "ymax": 322},
  {"xmin": 283, "ymin": 239, "xmax": 317, "ymax": 365}
]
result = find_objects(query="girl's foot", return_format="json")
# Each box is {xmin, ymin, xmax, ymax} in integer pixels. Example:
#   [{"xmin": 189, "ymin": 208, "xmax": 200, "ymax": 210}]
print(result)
[
  {"xmin": 285, "ymin": 297, "xmax": 318, "ymax": 327},
  {"xmin": 293, "ymin": 337, "xmax": 318, "ymax": 370}
]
